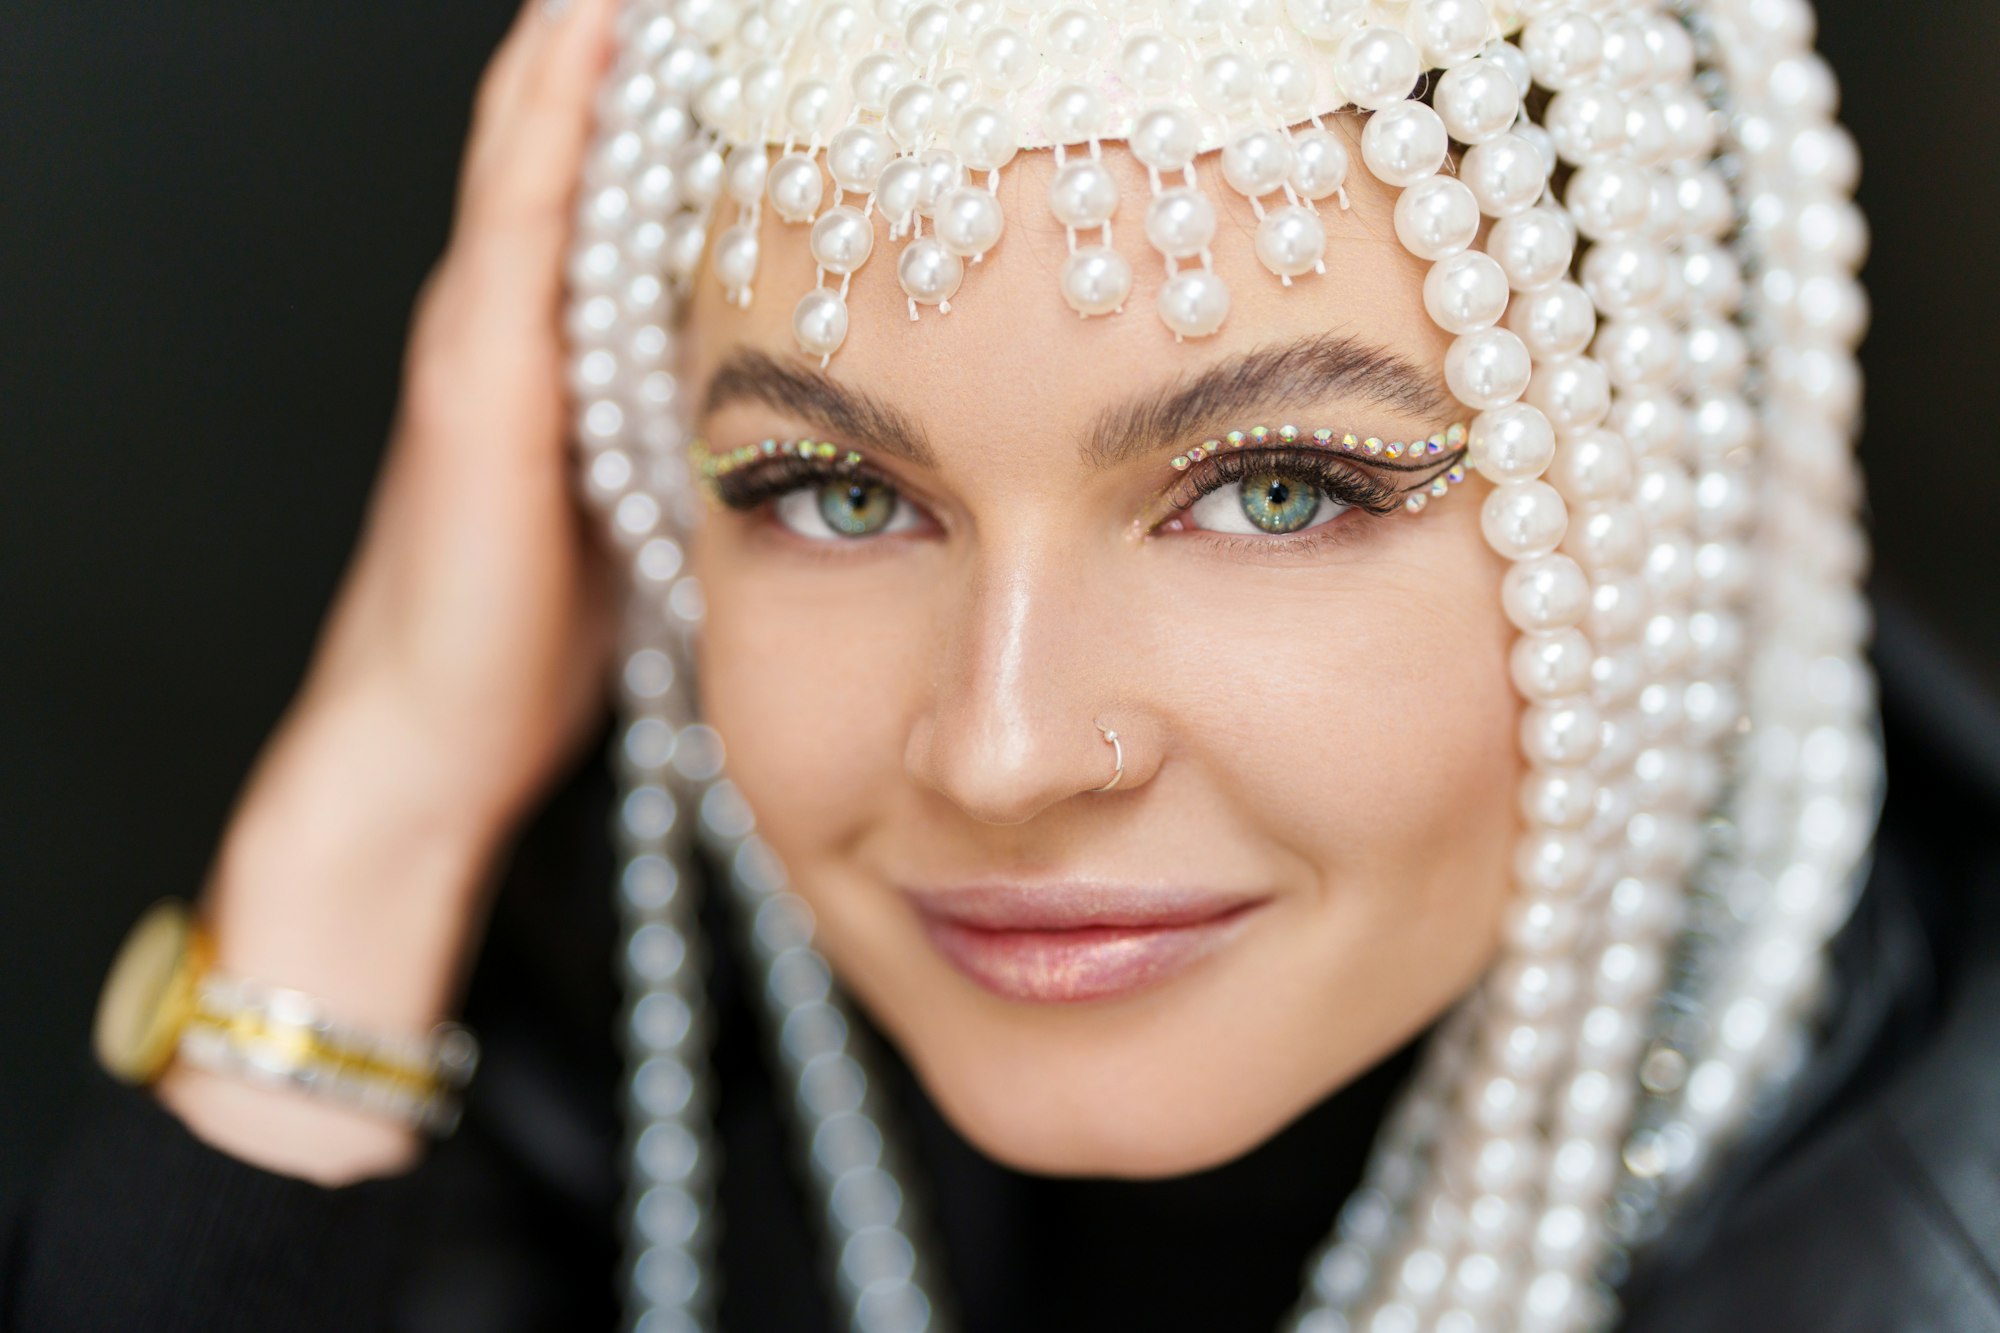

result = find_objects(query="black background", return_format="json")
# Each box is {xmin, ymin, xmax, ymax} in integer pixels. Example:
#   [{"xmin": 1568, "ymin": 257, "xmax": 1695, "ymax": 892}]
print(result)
[{"xmin": 3, "ymin": 2, "xmax": 1995, "ymax": 1204}]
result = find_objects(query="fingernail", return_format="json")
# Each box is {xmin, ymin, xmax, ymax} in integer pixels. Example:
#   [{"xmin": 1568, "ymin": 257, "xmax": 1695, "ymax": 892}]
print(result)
[{"xmin": 540, "ymin": 0, "xmax": 572, "ymax": 19}]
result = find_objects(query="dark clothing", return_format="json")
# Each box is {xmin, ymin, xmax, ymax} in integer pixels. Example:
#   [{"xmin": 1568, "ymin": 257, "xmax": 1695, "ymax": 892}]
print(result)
[{"xmin": 4, "ymin": 601, "xmax": 1998, "ymax": 1332}]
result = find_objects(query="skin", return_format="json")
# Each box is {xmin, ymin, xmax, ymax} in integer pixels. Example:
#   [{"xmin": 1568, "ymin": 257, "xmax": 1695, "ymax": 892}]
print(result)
[
  {"xmin": 162, "ymin": 0, "xmax": 1519, "ymax": 1190},
  {"xmin": 685, "ymin": 140, "xmax": 1522, "ymax": 1176}
]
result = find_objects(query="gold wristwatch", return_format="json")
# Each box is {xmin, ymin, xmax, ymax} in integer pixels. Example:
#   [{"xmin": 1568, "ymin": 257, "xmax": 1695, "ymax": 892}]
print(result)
[{"xmin": 92, "ymin": 897, "xmax": 479, "ymax": 1136}]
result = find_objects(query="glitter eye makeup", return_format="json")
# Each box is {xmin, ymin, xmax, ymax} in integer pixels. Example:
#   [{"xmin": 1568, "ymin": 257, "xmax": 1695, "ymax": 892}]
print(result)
[
  {"xmin": 1153, "ymin": 422, "xmax": 1472, "ymax": 540},
  {"xmin": 690, "ymin": 435, "xmax": 919, "ymax": 541}
]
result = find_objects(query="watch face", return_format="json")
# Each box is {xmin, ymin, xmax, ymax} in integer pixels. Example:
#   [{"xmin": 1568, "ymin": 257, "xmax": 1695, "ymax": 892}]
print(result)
[{"xmin": 93, "ymin": 898, "xmax": 198, "ymax": 1084}]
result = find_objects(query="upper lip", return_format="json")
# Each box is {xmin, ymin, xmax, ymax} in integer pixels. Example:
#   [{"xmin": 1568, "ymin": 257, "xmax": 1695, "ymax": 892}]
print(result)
[{"xmin": 901, "ymin": 882, "xmax": 1270, "ymax": 931}]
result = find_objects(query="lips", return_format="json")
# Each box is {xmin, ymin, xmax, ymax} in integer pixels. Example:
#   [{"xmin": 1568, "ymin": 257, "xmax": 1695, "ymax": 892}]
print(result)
[{"xmin": 903, "ymin": 884, "xmax": 1270, "ymax": 1004}]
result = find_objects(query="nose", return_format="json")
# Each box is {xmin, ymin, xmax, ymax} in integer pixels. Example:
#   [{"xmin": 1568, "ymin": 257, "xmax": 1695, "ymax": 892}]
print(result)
[{"xmin": 904, "ymin": 548, "xmax": 1149, "ymax": 825}]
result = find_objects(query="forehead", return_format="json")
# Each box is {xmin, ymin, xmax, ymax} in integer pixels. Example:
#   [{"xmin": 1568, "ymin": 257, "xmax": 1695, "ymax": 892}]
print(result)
[{"xmin": 683, "ymin": 122, "xmax": 1452, "ymax": 437}]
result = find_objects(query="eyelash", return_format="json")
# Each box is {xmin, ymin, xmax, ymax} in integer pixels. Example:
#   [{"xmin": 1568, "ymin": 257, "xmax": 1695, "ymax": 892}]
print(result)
[{"xmin": 703, "ymin": 445, "xmax": 1457, "ymax": 543}]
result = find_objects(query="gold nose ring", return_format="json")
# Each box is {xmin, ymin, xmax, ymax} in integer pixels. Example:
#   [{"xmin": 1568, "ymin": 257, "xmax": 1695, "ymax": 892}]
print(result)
[{"xmin": 1092, "ymin": 720, "xmax": 1124, "ymax": 794}]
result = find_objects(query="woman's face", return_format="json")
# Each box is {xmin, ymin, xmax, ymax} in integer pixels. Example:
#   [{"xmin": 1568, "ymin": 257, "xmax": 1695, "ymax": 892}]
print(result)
[{"xmin": 684, "ymin": 124, "xmax": 1521, "ymax": 1179}]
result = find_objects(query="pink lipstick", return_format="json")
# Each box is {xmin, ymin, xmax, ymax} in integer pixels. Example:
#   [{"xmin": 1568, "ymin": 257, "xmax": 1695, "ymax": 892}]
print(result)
[{"xmin": 903, "ymin": 884, "xmax": 1270, "ymax": 1004}]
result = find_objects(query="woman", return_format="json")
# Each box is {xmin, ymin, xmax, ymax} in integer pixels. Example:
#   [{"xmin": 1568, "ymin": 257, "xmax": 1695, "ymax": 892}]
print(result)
[{"xmin": 5, "ymin": 0, "xmax": 1995, "ymax": 1329}]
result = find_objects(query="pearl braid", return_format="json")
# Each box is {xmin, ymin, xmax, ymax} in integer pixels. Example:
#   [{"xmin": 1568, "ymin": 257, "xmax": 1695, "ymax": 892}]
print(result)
[{"xmin": 561, "ymin": 2, "xmax": 1877, "ymax": 1331}]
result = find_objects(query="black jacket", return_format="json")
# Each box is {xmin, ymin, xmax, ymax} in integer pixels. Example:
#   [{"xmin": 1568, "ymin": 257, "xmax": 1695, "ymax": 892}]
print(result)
[{"xmin": 4, "ymin": 598, "xmax": 1997, "ymax": 1333}]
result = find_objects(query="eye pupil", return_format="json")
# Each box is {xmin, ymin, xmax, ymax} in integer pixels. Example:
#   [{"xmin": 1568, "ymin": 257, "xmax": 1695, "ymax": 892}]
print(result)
[
  {"xmin": 1240, "ymin": 469, "xmax": 1322, "ymax": 534},
  {"xmin": 817, "ymin": 479, "xmax": 897, "ymax": 535}
]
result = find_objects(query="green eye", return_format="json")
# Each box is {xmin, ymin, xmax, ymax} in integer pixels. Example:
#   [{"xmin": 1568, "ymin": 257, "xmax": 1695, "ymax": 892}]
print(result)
[
  {"xmin": 1237, "ymin": 469, "xmax": 1323, "ymax": 534},
  {"xmin": 816, "ymin": 479, "xmax": 898, "ymax": 535}
]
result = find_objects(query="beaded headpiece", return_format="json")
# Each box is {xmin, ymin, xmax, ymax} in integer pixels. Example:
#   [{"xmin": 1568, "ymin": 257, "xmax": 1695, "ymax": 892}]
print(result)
[{"xmin": 565, "ymin": 1, "xmax": 1876, "ymax": 1329}]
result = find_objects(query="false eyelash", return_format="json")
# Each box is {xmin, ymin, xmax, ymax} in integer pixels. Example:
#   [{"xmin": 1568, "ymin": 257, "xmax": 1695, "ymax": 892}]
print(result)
[
  {"xmin": 707, "ymin": 454, "xmax": 891, "ymax": 512},
  {"xmin": 1157, "ymin": 446, "xmax": 1440, "ymax": 524}
]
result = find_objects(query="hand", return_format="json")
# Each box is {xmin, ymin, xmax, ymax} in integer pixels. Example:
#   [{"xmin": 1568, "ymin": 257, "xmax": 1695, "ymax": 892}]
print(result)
[{"xmin": 156, "ymin": 0, "xmax": 622, "ymax": 1185}]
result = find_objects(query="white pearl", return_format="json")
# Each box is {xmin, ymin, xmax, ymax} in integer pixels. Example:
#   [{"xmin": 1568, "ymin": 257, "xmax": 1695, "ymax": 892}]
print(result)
[
  {"xmin": 1485, "ymin": 206, "xmax": 1576, "ymax": 292},
  {"xmin": 809, "ymin": 205, "xmax": 874, "ymax": 274},
  {"xmin": 1261, "ymin": 54, "xmax": 1318, "ymax": 121},
  {"xmin": 1522, "ymin": 9, "xmax": 1603, "ymax": 90},
  {"xmin": 1482, "ymin": 478, "xmax": 1568, "ymax": 559},
  {"xmin": 886, "ymin": 80, "xmax": 942, "ymax": 149},
  {"xmin": 1566, "ymin": 161, "xmax": 1653, "ymax": 240},
  {"xmin": 1447, "ymin": 328, "xmax": 1533, "ymax": 409},
  {"xmin": 1048, "ymin": 157, "xmax": 1119, "ymax": 228},
  {"xmin": 1130, "ymin": 106, "xmax": 1200, "ymax": 173},
  {"xmin": 913, "ymin": 149, "xmax": 964, "ymax": 217},
  {"xmin": 850, "ymin": 50, "xmax": 913, "ymax": 114},
  {"xmin": 1512, "ymin": 624, "xmax": 1592, "ymax": 696},
  {"xmin": 725, "ymin": 146, "xmax": 769, "ymax": 206},
  {"xmin": 1040, "ymin": 83, "xmax": 1107, "ymax": 143},
  {"xmin": 767, "ymin": 152, "xmax": 824, "ymax": 222},
  {"xmin": 1564, "ymin": 499, "xmax": 1646, "ymax": 575},
  {"xmin": 1435, "ymin": 58, "xmax": 1522, "ymax": 146},
  {"xmin": 1524, "ymin": 355, "xmax": 1611, "ymax": 432},
  {"xmin": 1544, "ymin": 85, "xmax": 1627, "ymax": 166},
  {"xmin": 1362, "ymin": 102, "xmax": 1448, "ymax": 187},
  {"xmin": 1394, "ymin": 176, "xmax": 1480, "ymax": 260},
  {"xmin": 975, "ymin": 24, "xmax": 1037, "ymax": 89},
  {"xmin": 713, "ymin": 223, "xmax": 760, "ymax": 291},
  {"xmin": 1421, "ymin": 0, "xmax": 1492, "ymax": 68},
  {"xmin": 1424, "ymin": 252, "xmax": 1511, "ymax": 334},
  {"xmin": 1337, "ymin": 27, "xmax": 1421, "ymax": 111},
  {"xmin": 1255, "ymin": 205, "xmax": 1326, "ymax": 278},
  {"xmin": 1038, "ymin": 8, "xmax": 1106, "ymax": 68},
  {"xmin": 874, "ymin": 157, "xmax": 924, "ymax": 230},
  {"xmin": 1222, "ymin": 127, "xmax": 1294, "ymax": 198},
  {"xmin": 1195, "ymin": 51, "xmax": 1257, "ymax": 112},
  {"xmin": 935, "ymin": 185, "xmax": 1004, "ymax": 256},
  {"xmin": 827, "ymin": 124, "xmax": 893, "ymax": 193},
  {"xmin": 1478, "ymin": 38, "xmax": 1531, "ymax": 103},
  {"xmin": 1120, "ymin": 29, "xmax": 1186, "ymax": 95},
  {"xmin": 1503, "ymin": 556, "xmax": 1591, "ymax": 634},
  {"xmin": 897, "ymin": 236, "xmax": 963, "ymax": 304},
  {"xmin": 1462, "ymin": 133, "xmax": 1546, "ymax": 217},
  {"xmin": 1060, "ymin": 244, "xmax": 1133, "ymax": 315},
  {"xmin": 1505, "ymin": 282, "xmax": 1595, "ymax": 359},
  {"xmin": 785, "ymin": 78, "xmax": 844, "ymax": 144},
  {"xmin": 1597, "ymin": 17, "xmax": 1653, "ymax": 92},
  {"xmin": 1146, "ymin": 187, "xmax": 1217, "ymax": 258},
  {"xmin": 793, "ymin": 287, "xmax": 849, "ymax": 356},
  {"xmin": 1580, "ymin": 238, "xmax": 1668, "ymax": 316},
  {"xmin": 1593, "ymin": 315, "xmax": 1682, "ymax": 388},
  {"xmin": 1547, "ymin": 427, "xmax": 1633, "ymax": 504},
  {"xmin": 1516, "ymin": 830, "xmax": 1591, "ymax": 895},
  {"xmin": 1469, "ymin": 402, "xmax": 1556, "ymax": 481},
  {"xmin": 1610, "ymin": 387, "xmax": 1686, "ymax": 459},
  {"xmin": 1289, "ymin": 128, "xmax": 1351, "ymax": 200},
  {"xmin": 952, "ymin": 103, "xmax": 1019, "ymax": 172},
  {"xmin": 1520, "ymin": 697, "xmax": 1601, "ymax": 768},
  {"xmin": 1285, "ymin": 0, "xmax": 1361, "ymax": 40},
  {"xmin": 1157, "ymin": 267, "xmax": 1231, "ymax": 338}
]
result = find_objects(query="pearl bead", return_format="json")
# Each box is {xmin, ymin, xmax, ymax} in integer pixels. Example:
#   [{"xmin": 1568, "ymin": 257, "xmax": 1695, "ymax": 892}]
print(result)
[
  {"xmin": 1157, "ymin": 267, "xmax": 1231, "ymax": 338},
  {"xmin": 793, "ymin": 287, "xmax": 850, "ymax": 356},
  {"xmin": 952, "ymin": 103, "xmax": 1019, "ymax": 172},
  {"xmin": 1547, "ymin": 427, "xmax": 1633, "ymax": 503},
  {"xmin": 1566, "ymin": 161, "xmax": 1653, "ymax": 240},
  {"xmin": 1119, "ymin": 29, "xmax": 1187, "ymax": 96},
  {"xmin": 1362, "ymin": 102, "xmax": 1449, "ymax": 187},
  {"xmin": 809, "ymin": 205, "xmax": 874, "ymax": 273},
  {"xmin": 1425, "ymin": 252, "xmax": 1511, "ymax": 334},
  {"xmin": 1524, "ymin": 355, "xmax": 1611, "ymax": 432},
  {"xmin": 1130, "ymin": 106, "xmax": 1200, "ymax": 173},
  {"xmin": 1503, "ymin": 555, "xmax": 1591, "ymax": 634},
  {"xmin": 934, "ymin": 186, "xmax": 1003, "ymax": 256},
  {"xmin": 1222, "ymin": 127, "xmax": 1295, "ymax": 198},
  {"xmin": 1593, "ymin": 315, "xmax": 1682, "ymax": 389},
  {"xmin": 1285, "ymin": 0, "xmax": 1358, "ymax": 40},
  {"xmin": 1146, "ymin": 187, "xmax": 1217, "ymax": 259},
  {"xmin": 1580, "ymin": 238, "xmax": 1668, "ymax": 316},
  {"xmin": 1462, "ymin": 133, "xmax": 1546, "ymax": 217},
  {"xmin": 1255, "ymin": 205, "xmax": 1327, "ymax": 278},
  {"xmin": 1512, "ymin": 624, "xmax": 1592, "ymax": 696},
  {"xmin": 1482, "ymin": 479, "xmax": 1568, "ymax": 559},
  {"xmin": 974, "ymin": 24, "xmax": 1037, "ymax": 89},
  {"xmin": 1545, "ymin": 85, "xmax": 1628, "ymax": 166},
  {"xmin": 1261, "ymin": 54, "xmax": 1319, "ymax": 121},
  {"xmin": 713, "ymin": 223, "xmax": 760, "ymax": 292},
  {"xmin": 886, "ymin": 80, "xmax": 942, "ymax": 149},
  {"xmin": 1039, "ymin": 8, "xmax": 1106, "ymax": 68},
  {"xmin": 827, "ymin": 124, "xmax": 893, "ymax": 193},
  {"xmin": 1436, "ymin": 59, "xmax": 1522, "ymax": 146},
  {"xmin": 1048, "ymin": 157, "xmax": 1119, "ymax": 228},
  {"xmin": 1520, "ymin": 764, "xmax": 1595, "ymax": 833},
  {"xmin": 767, "ymin": 152, "xmax": 825, "ymax": 223},
  {"xmin": 1195, "ymin": 51, "xmax": 1257, "ymax": 111},
  {"xmin": 1041, "ymin": 83, "xmax": 1107, "ymax": 142},
  {"xmin": 1447, "ymin": 327, "xmax": 1534, "ymax": 409},
  {"xmin": 1469, "ymin": 401, "xmax": 1556, "ymax": 481},
  {"xmin": 1420, "ymin": 0, "xmax": 1493, "ymax": 69},
  {"xmin": 913, "ymin": 149, "xmax": 964, "ymax": 218},
  {"xmin": 1485, "ymin": 206, "xmax": 1576, "ymax": 292},
  {"xmin": 1289, "ymin": 128, "xmax": 1351, "ymax": 200},
  {"xmin": 1394, "ymin": 176, "xmax": 1481, "ymax": 260},
  {"xmin": 725, "ymin": 146, "xmax": 769, "ymax": 206},
  {"xmin": 850, "ymin": 51, "xmax": 912, "ymax": 114},
  {"xmin": 874, "ymin": 157, "xmax": 924, "ymax": 230},
  {"xmin": 1337, "ymin": 27, "xmax": 1421, "ymax": 111},
  {"xmin": 1505, "ymin": 282, "xmax": 1595, "ymax": 359},
  {"xmin": 1520, "ymin": 697, "xmax": 1601, "ymax": 768},
  {"xmin": 1522, "ymin": 10, "xmax": 1603, "ymax": 90},
  {"xmin": 1515, "ymin": 830, "xmax": 1592, "ymax": 896},
  {"xmin": 1060, "ymin": 244, "xmax": 1132, "ymax": 315},
  {"xmin": 897, "ymin": 237, "xmax": 963, "ymax": 305}
]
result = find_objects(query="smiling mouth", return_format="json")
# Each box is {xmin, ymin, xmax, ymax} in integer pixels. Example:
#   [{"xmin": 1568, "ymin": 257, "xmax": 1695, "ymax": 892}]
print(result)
[{"xmin": 903, "ymin": 885, "xmax": 1272, "ymax": 1004}]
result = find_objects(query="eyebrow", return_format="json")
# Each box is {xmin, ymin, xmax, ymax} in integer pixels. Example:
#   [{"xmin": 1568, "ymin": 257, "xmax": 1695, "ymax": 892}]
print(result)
[{"xmin": 698, "ymin": 332, "xmax": 1450, "ymax": 473}]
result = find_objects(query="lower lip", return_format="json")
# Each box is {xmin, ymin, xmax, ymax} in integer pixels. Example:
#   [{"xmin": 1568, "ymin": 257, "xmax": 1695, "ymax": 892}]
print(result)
[{"xmin": 914, "ymin": 902, "xmax": 1267, "ymax": 1004}]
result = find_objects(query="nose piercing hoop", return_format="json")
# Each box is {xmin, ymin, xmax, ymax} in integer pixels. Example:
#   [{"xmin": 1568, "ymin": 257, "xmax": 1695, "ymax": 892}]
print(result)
[{"xmin": 1092, "ymin": 720, "xmax": 1124, "ymax": 794}]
